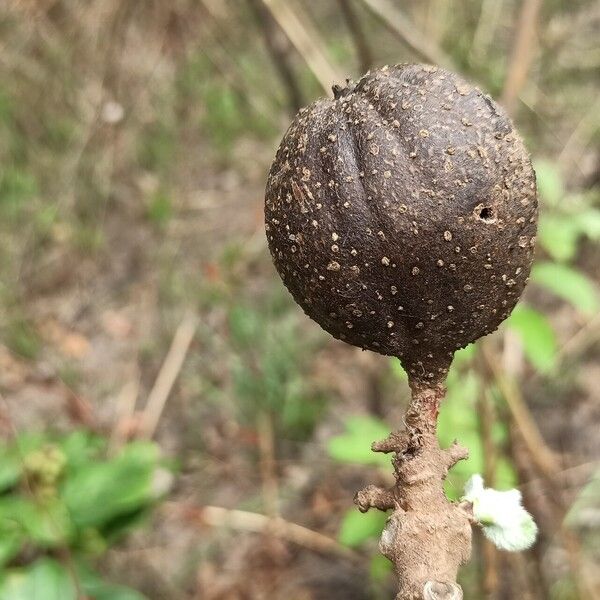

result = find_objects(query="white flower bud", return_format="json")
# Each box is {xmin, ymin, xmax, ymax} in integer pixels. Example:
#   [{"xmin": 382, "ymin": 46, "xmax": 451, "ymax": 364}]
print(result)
[{"xmin": 462, "ymin": 474, "xmax": 538, "ymax": 552}]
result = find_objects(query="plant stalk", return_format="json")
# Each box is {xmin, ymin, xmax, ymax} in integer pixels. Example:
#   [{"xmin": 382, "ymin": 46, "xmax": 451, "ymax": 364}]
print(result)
[{"xmin": 355, "ymin": 380, "xmax": 472, "ymax": 600}]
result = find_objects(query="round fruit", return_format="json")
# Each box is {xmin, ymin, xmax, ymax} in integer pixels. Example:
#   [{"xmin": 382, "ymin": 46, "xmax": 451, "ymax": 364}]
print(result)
[{"xmin": 265, "ymin": 64, "xmax": 537, "ymax": 382}]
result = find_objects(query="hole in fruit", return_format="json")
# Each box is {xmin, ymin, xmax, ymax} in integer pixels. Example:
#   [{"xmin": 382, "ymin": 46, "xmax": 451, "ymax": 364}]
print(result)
[{"xmin": 478, "ymin": 206, "xmax": 495, "ymax": 223}]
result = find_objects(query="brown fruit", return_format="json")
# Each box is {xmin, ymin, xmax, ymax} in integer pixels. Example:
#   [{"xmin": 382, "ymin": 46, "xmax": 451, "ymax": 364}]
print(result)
[{"xmin": 265, "ymin": 64, "xmax": 537, "ymax": 383}]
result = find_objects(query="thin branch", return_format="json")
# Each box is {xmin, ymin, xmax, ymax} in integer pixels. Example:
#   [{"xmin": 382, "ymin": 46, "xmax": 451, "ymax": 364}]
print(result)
[
  {"xmin": 480, "ymin": 343, "xmax": 559, "ymax": 480},
  {"xmin": 531, "ymin": 311, "xmax": 600, "ymax": 386},
  {"xmin": 247, "ymin": 0, "xmax": 304, "ymax": 113},
  {"xmin": 198, "ymin": 0, "xmax": 279, "ymax": 126},
  {"xmin": 337, "ymin": 0, "xmax": 373, "ymax": 73},
  {"xmin": 258, "ymin": 411, "xmax": 280, "ymax": 518},
  {"xmin": 358, "ymin": 0, "xmax": 452, "ymax": 68},
  {"xmin": 501, "ymin": 0, "xmax": 543, "ymax": 114},
  {"xmin": 260, "ymin": 0, "xmax": 343, "ymax": 93},
  {"xmin": 509, "ymin": 425, "xmax": 595, "ymax": 600},
  {"xmin": 175, "ymin": 503, "xmax": 360, "ymax": 562},
  {"xmin": 141, "ymin": 311, "xmax": 197, "ymax": 438}
]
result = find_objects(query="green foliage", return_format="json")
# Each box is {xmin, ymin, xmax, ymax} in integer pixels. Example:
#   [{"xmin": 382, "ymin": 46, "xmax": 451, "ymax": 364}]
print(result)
[
  {"xmin": 532, "ymin": 262, "xmax": 599, "ymax": 315},
  {"xmin": 177, "ymin": 52, "xmax": 276, "ymax": 157},
  {"xmin": 146, "ymin": 190, "xmax": 173, "ymax": 227},
  {"xmin": 538, "ymin": 208, "xmax": 600, "ymax": 262},
  {"xmin": 441, "ymin": 354, "xmax": 517, "ymax": 497},
  {"xmin": 438, "ymin": 370, "xmax": 483, "ymax": 499},
  {"xmin": 369, "ymin": 554, "xmax": 393, "ymax": 583},
  {"xmin": 0, "ymin": 167, "xmax": 37, "ymax": 219},
  {"xmin": 327, "ymin": 415, "xmax": 390, "ymax": 468},
  {"xmin": 0, "ymin": 431, "xmax": 169, "ymax": 599},
  {"xmin": 506, "ymin": 305, "xmax": 557, "ymax": 372},
  {"xmin": 389, "ymin": 357, "xmax": 407, "ymax": 380},
  {"xmin": 229, "ymin": 301, "xmax": 326, "ymax": 440},
  {"xmin": 3, "ymin": 317, "xmax": 41, "ymax": 360},
  {"xmin": 0, "ymin": 557, "xmax": 147, "ymax": 600},
  {"xmin": 338, "ymin": 508, "xmax": 388, "ymax": 548},
  {"xmin": 61, "ymin": 441, "xmax": 161, "ymax": 530},
  {"xmin": 0, "ymin": 558, "xmax": 77, "ymax": 600}
]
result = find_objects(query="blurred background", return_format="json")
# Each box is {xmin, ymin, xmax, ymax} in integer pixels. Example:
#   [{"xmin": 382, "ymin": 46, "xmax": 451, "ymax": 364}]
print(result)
[{"xmin": 0, "ymin": 1, "xmax": 599, "ymax": 599}]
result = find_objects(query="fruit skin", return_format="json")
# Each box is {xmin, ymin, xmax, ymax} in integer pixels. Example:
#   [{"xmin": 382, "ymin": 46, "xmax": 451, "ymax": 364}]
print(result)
[{"xmin": 265, "ymin": 64, "xmax": 537, "ymax": 383}]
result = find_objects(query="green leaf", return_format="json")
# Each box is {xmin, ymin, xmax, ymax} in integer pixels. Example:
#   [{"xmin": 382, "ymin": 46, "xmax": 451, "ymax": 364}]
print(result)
[
  {"xmin": 338, "ymin": 508, "xmax": 388, "ymax": 547},
  {"xmin": 58, "ymin": 431, "xmax": 105, "ymax": 469},
  {"xmin": 506, "ymin": 305, "xmax": 557, "ymax": 372},
  {"xmin": 0, "ymin": 447, "xmax": 23, "ymax": 493},
  {"xmin": 574, "ymin": 207, "xmax": 600, "ymax": 240},
  {"xmin": 228, "ymin": 306, "xmax": 261, "ymax": 349},
  {"xmin": 327, "ymin": 416, "xmax": 391, "ymax": 467},
  {"xmin": 61, "ymin": 441, "xmax": 160, "ymax": 529},
  {"xmin": 369, "ymin": 554, "xmax": 393, "ymax": 582},
  {"xmin": 534, "ymin": 159, "xmax": 563, "ymax": 206},
  {"xmin": 531, "ymin": 262, "xmax": 600, "ymax": 314},
  {"xmin": 0, "ymin": 524, "xmax": 24, "ymax": 568},
  {"xmin": 439, "ymin": 371, "xmax": 482, "ymax": 500},
  {"xmin": 538, "ymin": 215, "xmax": 579, "ymax": 262},
  {"xmin": 0, "ymin": 496, "xmax": 72, "ymax": 548},
  {"xmin": 0, "ymin": 558, "xmax": 76, "ymax": 600},
  {"xmin": 146, "ymin": 190, "xmax": 173, "ymax": 226}
]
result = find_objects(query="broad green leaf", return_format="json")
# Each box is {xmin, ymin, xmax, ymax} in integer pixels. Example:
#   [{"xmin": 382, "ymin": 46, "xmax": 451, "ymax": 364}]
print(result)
[
  {"xmin": 338, "ymin": 508, "xmax": 388, "ymax": 547},
  {"xmin": 0, "ymin": 434, "xmax": 46, "ymax": 493},
  {"xmin": 534, "ymin": 160, "xmax": 563, "ymax": 206},
  {"xmin": 574, "ymin": 208, "xmax": 600, "ymax": 240},
  {"xmin": 61, "ymin": 441, "xmax": 160, "ymax": 529},
  {"xmin": 506, "ymin": 305, "xmax": 557, "ymax": 372},
  {"xmin": 0, "ymin": 558, "xmax": 76, "ymax": 600},
  {"xmin": 0, "ymin": 449, "xmax": 22, "ymax": 494},
  {"xmin": 58, "ymin": 431, "xmax": 105, "ymax": 468},
  {"xmin": 0, "ymin": 524, "xmax": 23, "ymax": 568},
  {"xmin": 327, "ymin": 416, "xmax": 391, "ymax": 467},
  {"xmin": 0, "ymin": 496, "xmax": 72, "ymax": 547},
  {"xmin": 538, "ymin": 215, "xmax": 579, "ymax": 262},
  {"xmin": 531, "ymin": 262, "xmax": 599, "ymax": 314}
]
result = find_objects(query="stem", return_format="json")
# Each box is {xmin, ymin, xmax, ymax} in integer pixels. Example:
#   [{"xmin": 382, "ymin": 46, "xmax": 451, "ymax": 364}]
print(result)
[{"xmin": 355, "ymin": 379, "xmax": 472, "ymax": 600}]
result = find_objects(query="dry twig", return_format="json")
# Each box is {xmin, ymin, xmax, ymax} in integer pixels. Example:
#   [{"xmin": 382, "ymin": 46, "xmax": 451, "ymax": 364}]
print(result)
[
  {"xmin": 141, "ymin": 311, "xmax": 197, "ymax": 438},
  {"xmin": 247, "ymin": 0, "xmax": 304, "ymax": 113},
  {"xmin": 260, "ymin": 0, "xmax": 342, "ymax": 93},
  {"xmin": 501, "ymin": 0, "xmax": 543, "ymax": 114},
  {"xmin": 173, "ymin": 503, "xmax": 360, "ymax": 562},
  {"xmin": 480, "ymin": 343, "xmax": 559, "ymax": 480},
  {"xmin": 358, "ymin": 0, "xmax": 451, "ymax": 67},
  {"xmin": 258, "ymin": 411, "xmax": 280, "ymax": 518},
  {"xmin": 337, "ymin": 0, "xmax": 373, "ymax": 73}
]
